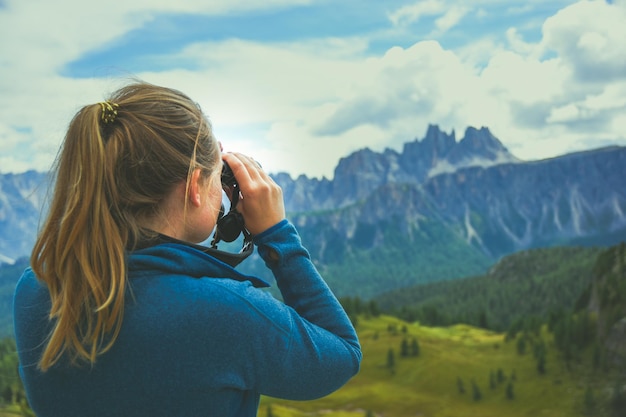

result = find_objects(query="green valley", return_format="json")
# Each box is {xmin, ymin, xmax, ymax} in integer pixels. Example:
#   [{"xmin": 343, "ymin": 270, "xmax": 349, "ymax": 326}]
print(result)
[
  {"xmin": 1, "ymin": 243, "xmax": 625, "ymax": 416},
  {"xmin": 260, "ymin": 315, "xmax": 624, "ymax": 417}
]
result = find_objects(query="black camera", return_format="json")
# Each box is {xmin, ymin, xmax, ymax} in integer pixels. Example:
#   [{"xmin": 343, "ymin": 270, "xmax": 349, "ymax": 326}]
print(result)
[
  {"xmin": 212, "ymin": 161, "xmax": 246, "ymax": 245},
  {"xmin": 220, "ymin": 160, "xmax": 238, "ymax": 189}
]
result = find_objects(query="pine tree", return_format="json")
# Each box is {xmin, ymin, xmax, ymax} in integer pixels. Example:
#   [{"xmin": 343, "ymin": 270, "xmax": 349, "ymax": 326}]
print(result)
[
  {"xmin": 2, "ymin": 386, "xmax": 12, "ymax": 404},
  {"xmin": 400, "ymin": 339, "xmax": 409, "ymax": 357},
  {"xmin": 489, "ymin": 370, "xmax": 496, "ymax": 389},
  {"xmin": 472, "ymin": 379, "xmax": 482, "ymax": 401},
  {"xmin": 497, "ymin": 368, "xmax": 505, "ymax": 384},
  {"xmin": 506, "ymin": 382, "xmax": 515, "ymax": 400},
  {"xmin": 534, "ymin": 341, "xmax": 547, "ymax": 375},
  {"xmin": 457, "ymin": 377, "xmax": 465, "ymax": 394},
  {"xmin": 368, "ymin": 300, "xmax": 380, "ymax": 317},
  {"xmin": 411, "ymin": 338, "xmax": 420, "ymax": 357},
  {"xmin": 516, "ymin": 337, "xmax": 526, "ymax": 355},
  {"xmin": 536, "ymin": 353, "xmax": 546, "ymax": 375},
  {"xmin": 478, "ymin": 310, "xmax": 489, "ymax": 329},
  {"xmin": 353, "ymin": 297, "xmax": 363, "ymax": 315}
]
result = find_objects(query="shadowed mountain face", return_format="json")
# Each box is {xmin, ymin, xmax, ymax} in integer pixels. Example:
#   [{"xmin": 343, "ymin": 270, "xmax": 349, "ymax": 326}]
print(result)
[
  {"xmin": 274, "ymin": 126, "xmax": 626, "ymax": 262},
  {"xmin": 419, "ymin": 146, "xmax": 626, "ymax": 257}
]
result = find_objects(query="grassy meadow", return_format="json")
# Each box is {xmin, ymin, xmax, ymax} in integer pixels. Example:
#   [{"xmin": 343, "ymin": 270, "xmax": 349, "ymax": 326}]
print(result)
[
  {"xmin": 0, "ymin": 315, "xmax": 616, "ymax": 417},
  {"xmin": 0, "ymin": 407, "xmax": 31, "ymax": 417},
  {"xmin": 260, "ymin": 315, "xmax": 605, "ymax": 417}
]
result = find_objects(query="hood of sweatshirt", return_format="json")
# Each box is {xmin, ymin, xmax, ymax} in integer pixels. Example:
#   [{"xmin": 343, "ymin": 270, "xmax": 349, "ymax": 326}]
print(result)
[{"xmin": 128, "ymin": 243, "xmax": 270, "ymax": 288}]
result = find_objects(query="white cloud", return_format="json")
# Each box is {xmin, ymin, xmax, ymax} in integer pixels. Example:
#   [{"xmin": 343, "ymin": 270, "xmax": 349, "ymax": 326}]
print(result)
[
  {"xmin": 314, "ymin": 41, "xmax": 483, "ymax": 135},
  {"xmin": 388, "ymin": 0, "xmax": 446, "ymax": 26},
  {"xmin": 1, "ymin": 0, "xmax": 314, "ymax": 74},
  {"xmin": 506, "ymin": 28, "xmax": 540, "ymax": 57},
  {"xmin": 547, "ymin": 103, "xmax": 583, "ymax": 124},
  {"xmin": 387, "ymin": 0, "xmax": 469, "ymax": 36},
  {"xmin": 481, "ymin": 51, "xmax": 568, "ymax": 105},
  {"xmin": 547, "ymin": 82, "xmax": 626, "ymax": 123},
  {"xmin": 0, "ymin": 0, "xmax": 316, "ymax": 173},
  {"xmin": 434, "ymin": 6, "xmax": 469, "ymax": 32},
  {"xmin": 1, "ymin": 0, "xmax": 626, "ymax": 179},
  {"xmin": 542, "ymin": 0, "xmax": 626, "ymax": 82}
]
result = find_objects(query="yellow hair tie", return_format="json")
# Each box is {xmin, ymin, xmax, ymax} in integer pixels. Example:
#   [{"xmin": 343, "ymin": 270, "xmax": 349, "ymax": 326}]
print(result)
[{"xmin": 99, "ymin": 101, "xmax": 119, "ymax": 124}]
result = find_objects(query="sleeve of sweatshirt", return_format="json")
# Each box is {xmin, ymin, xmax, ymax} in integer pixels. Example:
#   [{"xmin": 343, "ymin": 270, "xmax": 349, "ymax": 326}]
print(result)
[{"xmin": 251, "ymin": 219, "xmax": 362, "ymax": 399}]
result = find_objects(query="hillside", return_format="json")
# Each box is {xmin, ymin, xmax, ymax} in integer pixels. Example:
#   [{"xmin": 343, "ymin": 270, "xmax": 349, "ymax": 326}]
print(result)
[
  {"xmin": 0, "ymin": 171, "xmax": 47, "ymax": 264},
  {"xmin": 373, "ymin": 246, "xmax": 604, "ymax": 331},
  {"xmin": 260, "ymin": 243, "xmax": 626, "ymax": 417},
  {"xmin": 260, "ymin": 315, "xmax": 623, "ymax": 417},
  {"xmin": 585, "ymin": 242, "xmax": 626, "ymax": 367},
  {"xmin": 0, "ymin": 258, "xmax": 29, "ymax": 338},
  {"xmin": 271, "ymin": 141, "xmax": 626, "ymax": 299}
]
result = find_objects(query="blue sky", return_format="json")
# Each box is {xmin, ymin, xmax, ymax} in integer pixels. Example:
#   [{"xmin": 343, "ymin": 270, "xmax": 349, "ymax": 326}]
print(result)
[
  {"xmin": 1, "ymin": 0, "xmax": 625, "ymax": 178},
  {"xmin": 64, "ymin": 2, "xmax": 560, "ymax": 75}
]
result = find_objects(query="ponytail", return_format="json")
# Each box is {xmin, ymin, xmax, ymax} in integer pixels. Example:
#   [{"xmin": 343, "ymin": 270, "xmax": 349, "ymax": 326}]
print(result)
[
  {"xmin": 31, "ymin": 82, "xmax": 219, "ymax": 370},
  {"xmin": 32, "ymin": 104, "xmax": 126, "ymax": 370}
]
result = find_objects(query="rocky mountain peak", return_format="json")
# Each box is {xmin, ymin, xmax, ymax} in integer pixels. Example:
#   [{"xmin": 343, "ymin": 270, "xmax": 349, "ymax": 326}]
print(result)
[
  {"xmin": 422, "ymin": 124, "xmax": 457, "ymax": 156},
  {"xmin": 326, "ymin": 125, "xmax": 520, "ymax": 209},
  {"xmin": 449, "ymin": 126, "xmax": 515, "ymax": 163},
  {"xmin": 399, "ymin": 125, "xmax": 454, "ymax": 177},
  {"xmin": 428, "ymin": 126, "xmax": 519, "ymax": 176}
]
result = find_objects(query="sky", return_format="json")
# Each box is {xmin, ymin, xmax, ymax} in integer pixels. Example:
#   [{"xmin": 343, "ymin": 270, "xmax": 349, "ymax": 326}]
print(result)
[{"xmin": 1, "ymin": 0, "xmax": 625, "ymax": 179}]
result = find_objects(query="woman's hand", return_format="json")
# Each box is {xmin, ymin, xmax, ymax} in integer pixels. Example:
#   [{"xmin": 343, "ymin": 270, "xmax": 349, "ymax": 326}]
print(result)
[{"xmin": 222, "ymin": 152, "xmax": 286, "ymax": 236}]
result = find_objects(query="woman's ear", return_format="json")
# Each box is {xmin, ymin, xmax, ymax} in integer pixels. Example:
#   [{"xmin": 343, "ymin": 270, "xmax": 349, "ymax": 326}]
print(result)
[{"xmin": 188, "ymin": 168, "xmax": 203, "ymax": 208}]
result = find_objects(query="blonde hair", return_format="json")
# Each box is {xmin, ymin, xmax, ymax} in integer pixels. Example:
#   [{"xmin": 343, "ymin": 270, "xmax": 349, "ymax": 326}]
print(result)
[{"xmin": 31, "ymin": 81, "xmax": 220, "ymax": 370}]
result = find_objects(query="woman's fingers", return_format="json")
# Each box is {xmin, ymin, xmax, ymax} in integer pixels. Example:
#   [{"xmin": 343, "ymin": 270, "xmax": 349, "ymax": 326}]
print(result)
[{"xmin": 221, "ymin": 152, "xmax": 285, "ymax": 235}]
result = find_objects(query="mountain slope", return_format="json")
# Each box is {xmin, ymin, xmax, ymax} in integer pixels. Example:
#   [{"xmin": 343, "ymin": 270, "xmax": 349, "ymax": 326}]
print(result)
[
  {"xmin": 421, "ymin": 145, "xmax": 626, "ymax": 258},
  {"xmin": 261, "ymin": 316, "xmax": 605, "ymax": 417},
  {"xmin": 0, "ymin": 171, "xmax": 48, "ymax": 264},
  {"xmin": 0, "ymin": 257, "xmax": 29, "ymax": 337},
  {"xmin": 584, "ymin": 242, "xmax": 626, "ymax": 366},
  {"xmin": 267, "ymin": 144, "xmax": 626, "ymax": 298},
  {"xmin": 265, "ymin": 127, "xmax": 626, "ymax": 298},
  {"xmin": 373, "ymin": 246, "xmax": 603, "ymax": 331}
]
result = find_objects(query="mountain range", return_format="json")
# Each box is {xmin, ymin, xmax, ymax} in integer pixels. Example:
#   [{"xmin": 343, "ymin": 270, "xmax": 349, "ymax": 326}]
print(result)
[
  {"xmin": 2, "ymin": 125, "xmax": 626, "ymax": 298},
  {"xmin": 274, "ymin": 124, "xmax": 519, "ymax": 212},
  {"xmin": 0, "ymin": 170, "xmax": 48, "ymax": 264},
  {"xmin": 270, "ymin": 125, "xmax": 626, "ymax": 296}
]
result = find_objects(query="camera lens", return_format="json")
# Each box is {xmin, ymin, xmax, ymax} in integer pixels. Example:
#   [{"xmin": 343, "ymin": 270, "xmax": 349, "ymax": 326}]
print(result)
[{"xmin": 221, "ymin": 161, "xmax": 237, "ymax": 187}]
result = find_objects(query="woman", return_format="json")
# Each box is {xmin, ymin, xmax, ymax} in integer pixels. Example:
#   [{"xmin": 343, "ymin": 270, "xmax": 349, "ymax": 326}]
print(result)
[{"xmin": 13, "ymin": 82, "xmax": 361, "ymax": 416}]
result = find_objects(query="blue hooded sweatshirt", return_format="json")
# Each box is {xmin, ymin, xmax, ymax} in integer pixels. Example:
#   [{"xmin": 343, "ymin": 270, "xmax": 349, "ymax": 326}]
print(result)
[{"xmin": 14, "ymin": 220, "xmax": 361, "ymax": 417}]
